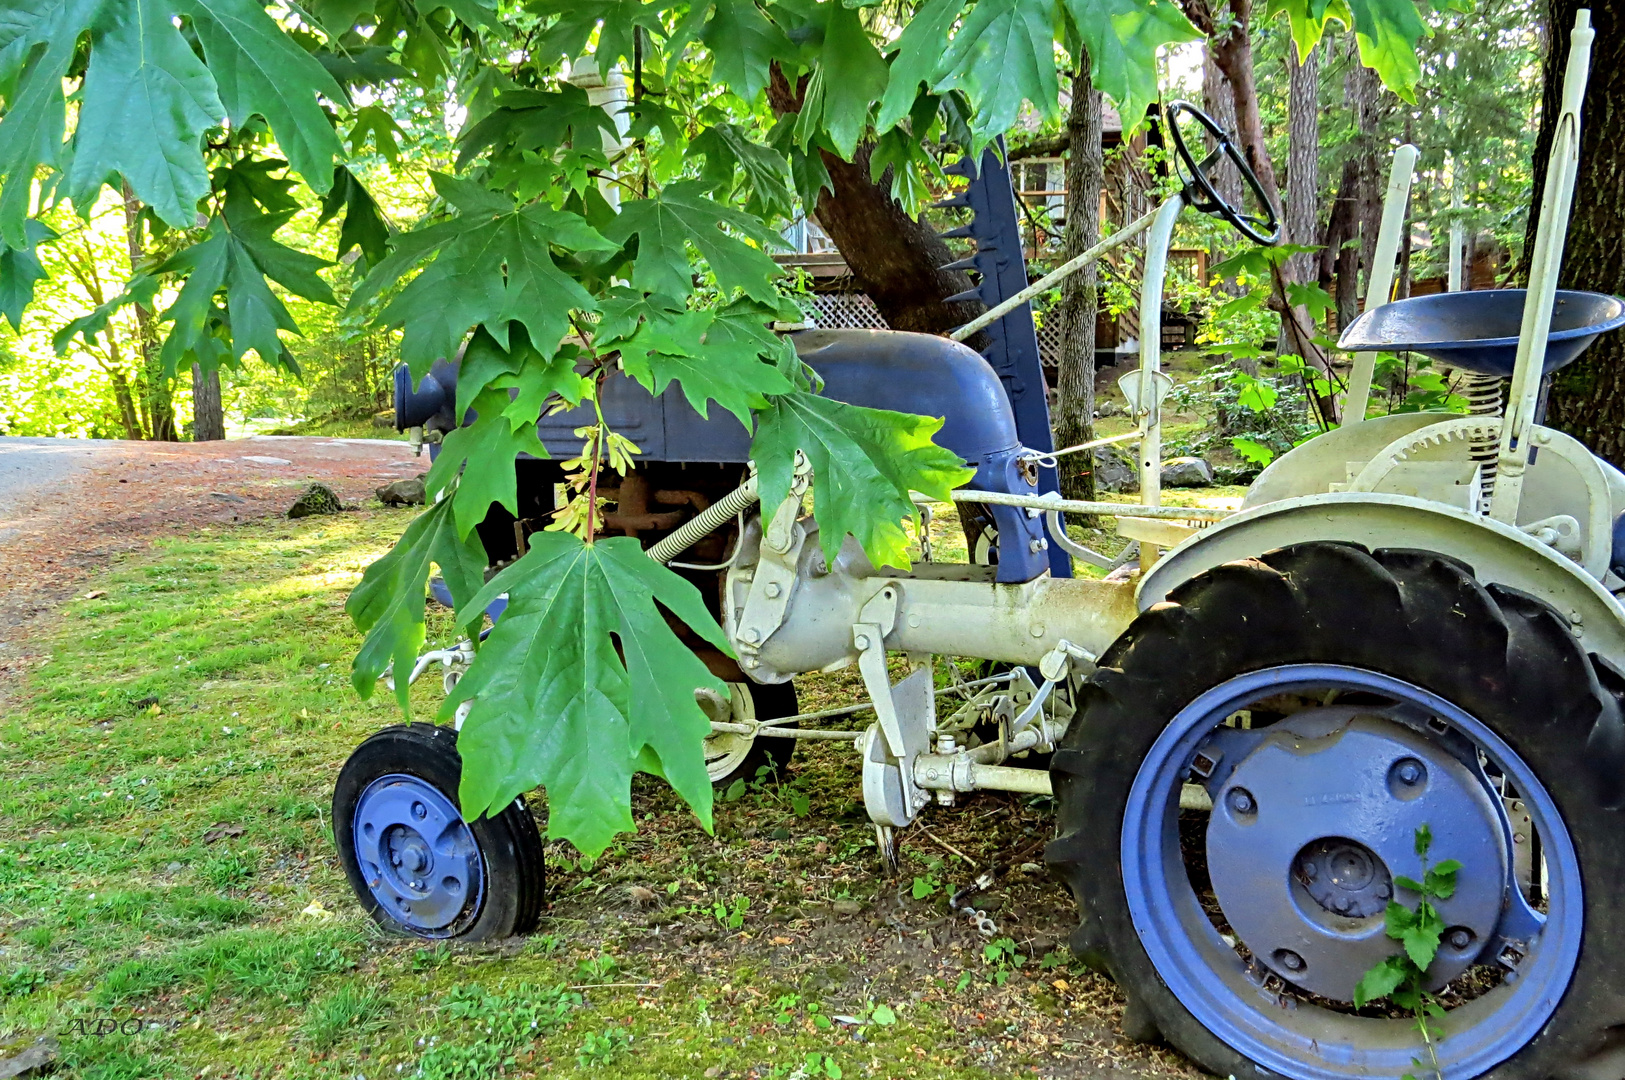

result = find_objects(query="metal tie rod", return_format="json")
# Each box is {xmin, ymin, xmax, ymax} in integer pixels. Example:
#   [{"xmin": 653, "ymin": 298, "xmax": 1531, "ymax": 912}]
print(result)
[
  {"xmin": 949, "ymin": 489, "xmax": 1232, "ymax": 521},
  {"xmin": 949, "ymin": 207, "xmax": 1159, "ymax": 343}
]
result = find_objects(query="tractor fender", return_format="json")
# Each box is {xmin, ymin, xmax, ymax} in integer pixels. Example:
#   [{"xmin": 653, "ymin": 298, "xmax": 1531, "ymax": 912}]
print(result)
[{"xmin": 1138, "ymin": 491, "xmax": 1625, "ymax": 667}]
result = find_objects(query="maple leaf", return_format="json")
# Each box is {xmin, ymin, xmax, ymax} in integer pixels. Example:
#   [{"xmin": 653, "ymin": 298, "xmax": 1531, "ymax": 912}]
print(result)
[
  {"xmin": 791, "ymin": 2, "xmax": 890, "ymax": 159},
  {"xmin": 346, "ymin": 497, "xmax": 488, "ymax": 712},
  {"xmin": 455, "ymin": 86, "xmax": 622, "ymax": 172},
  {"xmin": 935, "ymin": 0, "xmax": 1061, "ymax": 146},
  {"xmin": 0, "ymin": 218, "xmax": 55, "ymax": 330},
  {"xmin": 876, "ymin": 0, "xmax": 967, "ymax": 133},
  {"xmin": 608, "ymin": 307, "xmax": 793, "ymax": 428},
  {"xmin": 752, "ymin": 391, "xmax": 975, "ymax": 569},
  {"xmin": 425, "ymin": 386, "xmax": 552, "ymax": 539},
  {"xmin": 319, "ymin": 166, "xmax": 392, "ymax": 270},
  {"xmin": 604, "ymin": 181, "xmax": 784, "ymax": 303},
  {"xmin": 701, "ymin": 0, "xmax": 795, "ymax": 102},
  {"xmin": 689, "ymin": 123, "xmax": 795, "ymax": 220},
  {"xmin": 1061, "ymin": 0, "xmax": 1201, "ymax": 132},
  {"xmin": 446, "ymin": 532, "xmax": 728, "ymax": 854},
  {"xmin": 456, "ymin": 325, "xmax": 592, "ymax": 427}
]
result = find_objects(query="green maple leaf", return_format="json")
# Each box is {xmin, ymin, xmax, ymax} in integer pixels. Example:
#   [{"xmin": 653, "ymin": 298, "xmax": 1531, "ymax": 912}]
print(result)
[
  {"xmin": 425, "ymin": 386, "xmax": 551, "ymax": 539},
  {"xmin": 362, "ymin": 175, "xmax": 616, "ymax": 375},
  {"xmin": 456, "ymin": 325, "xmax": 590, "ymax": 428},
  {"xmin": 1264, "ymin": 0, "xmax": 1354, "ymax": 62},
  {"xmin": 156, "ymin": 226, "xmax": 232, "ymax": 373},
  {"xmin": 1061, "ymin": 0, "xmax": 1200, "ymax": 133},
  {"xmin": 876, "ymin": 0, "xmax": 966, "ymax": 132},
  {"xmin": 348, "ymin": 105, "xmax": 405, "ymax": 163},
  {"xmin": 187, "ymin": 0, "xmax": 348, "ymax": 189},
  {"xmin": 701, "ymin": 0, "xmax": 795, "ymax": 102},
  {"xmin": 609, "ymin": 307, "xmax": 792, "ymax": 428},
  {"xmin": 935, "ymin": 0, "xmax": 1060, "ymax": 146},
  {"xmin": 689, "ymin": 123, "xmax": 795, "ymax": 220},
  {"xmin": 64, "ymin": 0, "xmax": 227, "ymax": 228},
  {"xmin": 446, "ymin": 531, "xmax": 728, "ymax": 853},
  {"xmin": 604, "ymin": 181, "xmax": 784, "ymax": 303},
  {"xmin": 346, "ymin": 496, "xmax": 488, "ymax": 711},
  {"xmin": 1344, "ymin": 0, "xmax": 1430, "ymax": 103},
  {"xmin": 455, "ymin": 85, "xmax": 621, "ymax": 171},
  {"xmin": 0, "ymin": 218, "xmax": 55, "ymax": 330},
  {"xmin": 319, "ymin": 166, "xmax": 392, "ymax": 270},
  {"xmin": 529, "ymin": 0, "xmax": 676, "ymax": 76},
  {"xmin": 752, "ymin": 390, "xmax": 974, "ymax": 569},
  {"xmin": 0, "ymin": 0, "xmax": 98, "ymax": 245},
  {"xmin": 792, "ymin": 2, "xmax": 890, "ymax": 159},
  {"xmin": 51, "ymin": 274, "xmax": 159, "ymax": 354}
]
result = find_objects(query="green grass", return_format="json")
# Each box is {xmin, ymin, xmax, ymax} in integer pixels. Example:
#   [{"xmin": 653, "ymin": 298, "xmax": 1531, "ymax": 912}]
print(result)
[{"xmin": 0, "ymin": 504, "xmax": 1196, "ymax": 1080}]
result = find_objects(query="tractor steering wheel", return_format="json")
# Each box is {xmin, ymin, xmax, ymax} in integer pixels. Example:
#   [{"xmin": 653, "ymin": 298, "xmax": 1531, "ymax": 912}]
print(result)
[{"xmin": 1164, "ymin": 100, "xmax": 1281, "ymax": 246}]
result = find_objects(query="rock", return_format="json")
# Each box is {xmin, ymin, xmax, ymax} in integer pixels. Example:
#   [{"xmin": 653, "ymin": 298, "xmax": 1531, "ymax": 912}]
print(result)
[
  {"xmin": 831, "ymin": 899, "xmax": 863, "ymax": 917},
  {"xmin": 241, "ymin": 455, "xmax": 292, "ymax": 466},
  {"xmin": 376, "ymin": 476, "xmax": 426, "ymax": 506},
  {"xmin": 1092, "ymin": 447, "xmax": 1138, "ymax": 494},
  {"xmin": 0, "ymin": 1037, "xmax": 58, "ymax": 1079},
  {"xmin": 373, "ymin": 409, "xmax": 396, "ymax": 428},
  {"xmin": 209, "ymin": 492, "xmax": 245, "ymax": 503},
  {"xmin": 1095, "ymin": 400, "xmax": 1123, "ymax": 418},
  {"xmin": 1160, "ymin": 456, "xmax": 1214, "ymax": 487},
  {"xmin": 287, "ymin": 483, "xmax": 343, "ymax": 518}
]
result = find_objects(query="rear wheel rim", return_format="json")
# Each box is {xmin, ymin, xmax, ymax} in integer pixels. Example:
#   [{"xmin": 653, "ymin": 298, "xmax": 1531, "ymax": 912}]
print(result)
[
  {"xmin": 704, "ymin": 682, "xmax": 760, "ymax": 782},
  {"xmin": 352, "ymin": 773, "xmax": 485, "ymax": 936},
  {"xmin": 1121, "ymin": 664, "xmax": 1581, "ymax": 1080}
]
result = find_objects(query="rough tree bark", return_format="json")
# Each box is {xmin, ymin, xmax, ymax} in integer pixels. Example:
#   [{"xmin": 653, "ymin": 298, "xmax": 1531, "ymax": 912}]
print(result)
[
  {"xmin": 1529, "ymin": 0, "xmax": 1625, "ymax": 466},
  {"xmin": 1054, "ymin": 69, "xmax": 1103, "ymax": 501},
  {"xmin": 1283, "ymin": 43, "xmax": 1320, "ymax": 308},
  {"xmin": 1322, "ymin": 159, "xmax": 1361, "ymax": 330},
  {"xmin": 191, "ymin": 364, "xmax": 225, "ymax": 441},
  {"xmin": 1345, "ymin": 40, "xmax": 1386, "ymax": 300},
  {"xmin": 767, "ymin": 69, "xmax": 985, "ymax": 337}
]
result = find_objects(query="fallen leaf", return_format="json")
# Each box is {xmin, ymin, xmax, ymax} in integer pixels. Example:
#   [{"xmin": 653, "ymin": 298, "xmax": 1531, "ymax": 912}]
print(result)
[
  {"xmin": 202, "ymin": 823, "xmax": 245, "ymax": 844},
  {"xmin": 301, "ymin": 900, "xmax": 334, "ymax": 919},
  {"xmin": 770, "ymin": 936, "xmax": 792, "ymax": 945},
  {"xmin": 83, "ymin": 590, "xmax": 106, "ymax": 600}
]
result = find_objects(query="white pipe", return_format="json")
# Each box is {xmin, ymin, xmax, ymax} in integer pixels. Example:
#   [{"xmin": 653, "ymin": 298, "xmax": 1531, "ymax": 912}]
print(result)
[
  {"xmin": 1490, "ymin": 10, "xmax": 1594, "ymax": 524},
  {"xmin": 949, "ymin": 207, "xmax": 1159, "ymax": 343},
  {"xmin": 1342, "ymin": 144, "xmax": 1420, "ymax": 426},
  {"xmin": 1448, "ymin": 162, "xmax": 1465, "ymax": 292},
  {"xmin": 949, "ymin": 488, "xmax": 1232, "ymax": 520},
  {"xmin": 1137, "ymin": 195, "xmax": 1185, "ymax": 571}
]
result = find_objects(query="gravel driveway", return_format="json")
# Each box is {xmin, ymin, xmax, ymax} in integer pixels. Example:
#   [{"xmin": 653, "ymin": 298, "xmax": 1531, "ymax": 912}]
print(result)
[{"xmin": 0, "ymin": 434, "xmax": 425, "ymax": 686}]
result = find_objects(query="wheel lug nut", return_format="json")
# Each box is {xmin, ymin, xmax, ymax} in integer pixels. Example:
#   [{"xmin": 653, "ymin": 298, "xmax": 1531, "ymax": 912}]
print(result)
[
  {"xmin": 1273, "ymin": 949, "xmax": 1305, "ymax": 973},
  {"xmin": 1447, "ymin": 927, "xmax": 1475, "ymax": 950},
  {"xmin": 1227, "ymin": 788, "xmax": 1256, "ymax": 815},
  {"xmin": 412, "ymin": 801, "xmax": 428, "ymax": 819}
]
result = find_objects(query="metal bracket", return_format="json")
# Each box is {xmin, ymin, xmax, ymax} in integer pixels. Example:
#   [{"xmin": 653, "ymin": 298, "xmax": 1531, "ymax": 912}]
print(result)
[
  {"xmin": 733, "ymin": 506, "xmax": 808, "ymax": 674},
  {"xmin": 853, "ymin": 586, "xmax": 903, "ymax": 755}
]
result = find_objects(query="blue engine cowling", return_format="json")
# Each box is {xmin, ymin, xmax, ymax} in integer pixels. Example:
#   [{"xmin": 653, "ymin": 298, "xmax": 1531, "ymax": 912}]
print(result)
[{"xmin": 394, "ymin": 328, "xmax": 1051, "ymax": 582}]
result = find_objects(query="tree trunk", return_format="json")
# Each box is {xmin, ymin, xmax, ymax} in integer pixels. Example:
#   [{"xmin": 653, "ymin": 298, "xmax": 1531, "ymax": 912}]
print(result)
[
  {"xmin": 1323, "ymin": 159, "xmax": 1361, "ymax": 330},
  {"xmin": 1055, "ymin": 69, "xmax": 1103, "ymax": 501},
  {"xmin": 191, "ymin": 363, "xmax": 225, "ymax": 441},
  {"xmin": 1530, "ymin": 0, "xmax": 1625, "ymax": 466},
  {"xmin": 121, "ymin": 183, "xmax": 176, "ymax": 441},
  {"xmin": 1283, "ymin": 43, "xmax": 1320, "ymax": 312},
  {"xmin": 1345, "ymin": 37, "xmax": 1386, "ymax": 301},
  {"xmin": 767, "ymin": 69, "xmax": 984, "ymax": 337}
]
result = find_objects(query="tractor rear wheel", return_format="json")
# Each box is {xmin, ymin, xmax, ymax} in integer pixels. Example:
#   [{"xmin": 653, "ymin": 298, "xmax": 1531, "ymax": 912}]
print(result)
[
  {"xmin": 333, "ymin": 724, "xmax": 545, "ymax": 941},
  {"xmin": 1048, "ymin": 542, "xmax": 1625, "ymax": 1080}
]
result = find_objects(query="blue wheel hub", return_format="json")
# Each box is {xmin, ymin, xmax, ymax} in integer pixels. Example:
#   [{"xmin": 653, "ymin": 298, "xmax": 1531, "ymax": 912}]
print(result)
[
  {"xmin": 1123, "ymin": 665, "xmax": 1581, "ymax": 1080},
  {"xmin": 352, "ymin": 773, "xmax": 484, "ymax": 934}
]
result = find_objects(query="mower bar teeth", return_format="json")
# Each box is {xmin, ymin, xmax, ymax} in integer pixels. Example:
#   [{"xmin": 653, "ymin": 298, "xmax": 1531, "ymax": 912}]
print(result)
[
  {"xmin": 937, "ymin": 224, "xmax": 976, "ymax": 240},
  {"xmin": 945, "ymin": 287, "xmax": 989, "ymax": 305},
  {"xmin": 943, "ymin": 155, "xmax": 981, "ymax": 180},
  {"xmin": 932, "ymin": 193, "xmax": 972, "ymax": 210},
  {"xmin": 938, "ymin": 256, "xmax": 981, "ymax": 273}
]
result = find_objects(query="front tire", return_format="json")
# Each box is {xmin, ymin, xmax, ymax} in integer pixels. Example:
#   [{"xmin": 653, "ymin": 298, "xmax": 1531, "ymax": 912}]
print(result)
[
  {"xmin": 333, "ymin": 724, "xmax": 545, "ymax": 941},
  {"xmin": 1048, "ymin": 543, "xmax": 1625, "ymax": 1080},
  {"xmin": 704, "ymin": 679, "xmax": 799, "ymax": 788}
]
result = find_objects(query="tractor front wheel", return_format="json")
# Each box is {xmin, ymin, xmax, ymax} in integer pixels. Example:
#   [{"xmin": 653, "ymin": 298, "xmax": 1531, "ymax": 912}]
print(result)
[
  {"xmin": 333, "ymin": 724, "xmax": 545, "ymax": 940},
  {"xmin": 1049, "ymin": 543, "xmax": 1625, "ymax": 1080}
]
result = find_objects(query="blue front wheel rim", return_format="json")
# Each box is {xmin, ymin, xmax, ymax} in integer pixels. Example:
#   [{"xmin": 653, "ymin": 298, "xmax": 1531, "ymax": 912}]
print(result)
[
  {"xmin": 1121, "ymin": 664, "xmax": 1581, "ymax": 1080},
  {"xmin": 352, "ymin": 773, "xmax": 485, "ymax": 936}
]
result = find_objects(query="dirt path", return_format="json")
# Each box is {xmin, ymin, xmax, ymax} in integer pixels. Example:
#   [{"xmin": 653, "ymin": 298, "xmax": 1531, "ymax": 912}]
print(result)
[{"xmin": 0, "ymin": 434, "xmax": 423, "ymax": 684}]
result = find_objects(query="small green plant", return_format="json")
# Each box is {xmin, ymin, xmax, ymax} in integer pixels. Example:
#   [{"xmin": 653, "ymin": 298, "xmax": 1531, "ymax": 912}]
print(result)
[
  {"xmin": 1354, "ymin": 824, "xmax": 1462, "ymax": 1080},
  {"xmin": 577, "ymin": 1026, "xmax": 631, "ymax": 1068},
  {"xmin": 0, "ymin": 965, "xmax": 45, "ymax": 998},
  {"xmin": 712, "ymin": 895, "xmax": 750, "ymax": 930},
  {"xmin": 574, "ymin": 953, "xmax": 619, "ymax": 982},
  {"xmin": 412, "ymin": 943, "xmax": 454, "ymax": 971},
  {"xmin": 799, "ymin": 1051, "xmax": 843, "ymax": 1078},
  {"xmin": 300, "ymin": 984, "xmax": 386, "ymax": 1052},
  {"xmin": 982, "ymin": 937, "xmax": 1026, "ymax": 986},
  {"xmin": 773, "ymin": 992, "xmax": 801, "ymax": 1023}
]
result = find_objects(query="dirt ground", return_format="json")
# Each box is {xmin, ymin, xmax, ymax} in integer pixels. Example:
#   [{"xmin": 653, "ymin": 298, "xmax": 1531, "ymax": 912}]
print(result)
[{"xmin": 0, "ymin": 435, "xmax": 421, "ymax": 687}]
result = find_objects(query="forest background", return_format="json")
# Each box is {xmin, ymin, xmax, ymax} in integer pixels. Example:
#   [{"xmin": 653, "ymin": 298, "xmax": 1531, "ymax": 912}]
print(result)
[{"xmin": 0, "ymin": 0, "xmax": 1544, "ymax": 444}]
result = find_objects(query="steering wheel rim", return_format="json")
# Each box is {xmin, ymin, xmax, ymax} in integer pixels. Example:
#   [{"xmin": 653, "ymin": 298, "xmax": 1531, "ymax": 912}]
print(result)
[{"xmin": 1164, "ymin": 99, "xmax": 1281, "ymax": 246}]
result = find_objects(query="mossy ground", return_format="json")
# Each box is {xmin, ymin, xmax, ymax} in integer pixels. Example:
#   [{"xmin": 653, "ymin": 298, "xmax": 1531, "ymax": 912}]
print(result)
[{"xmin": 0, "ymin": 499, "xmax": 1227, "ymax": 1080}]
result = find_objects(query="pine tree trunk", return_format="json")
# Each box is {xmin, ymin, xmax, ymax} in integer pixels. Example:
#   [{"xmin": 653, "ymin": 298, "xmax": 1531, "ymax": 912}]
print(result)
[
  {"xmin": 1278, "ymin": 42, "xmax": 1321, "ymax": 356},
  {"xmin": 1531, "ymin": 0, "xmax": 1625, "ymax": 466},
  {"xmin": 1345, "ymin": 39, "xmax": 1386, "ymax": 300},
  {"xmin": 1055, "ymin": 70, "xmax": 1102, "ymax": 501},
  {"xmin": 191, "ymin": 363, "xmax": 225, "ymax": 441}
]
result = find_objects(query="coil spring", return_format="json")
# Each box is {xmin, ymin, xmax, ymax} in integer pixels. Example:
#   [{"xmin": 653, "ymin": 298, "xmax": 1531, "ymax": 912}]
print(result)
[{"xmin": 1460, "ymin": 372, "xmax": 1504, "ymax": 512}]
